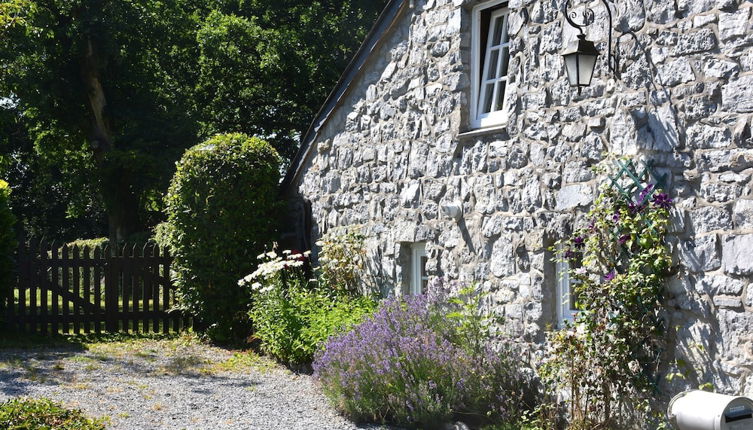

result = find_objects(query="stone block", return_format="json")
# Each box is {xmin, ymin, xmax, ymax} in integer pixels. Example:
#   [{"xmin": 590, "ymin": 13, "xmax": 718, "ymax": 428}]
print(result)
[
  {"xmin": 679, "ymin": 234, "xmax": 721, "ymax": 273},
  {"xmin": 733, "ymin": 199, "xmax": 753, "ymax": 229},
  {"xmin": 719, "ymin": 8, "xmax": 751, "ymax": 41},
  {"xmin": 686, "ymin": 123, "xmax": 732, "ymax": 149},
  {"xmin": 723, "ymin": 75, "xmax": 753, "ymax": 113},
  {"xmin": 722, "ymin": 234, "xmax": 753, "ymax": 275},
  {"xmin": 689, "ymin": 205, "xmax": 732, "ymax": 233},
  {"xmin": 702, "ymin": 275, "xmax": 746, "ymax": 295},
  {"xmin": 555, "ymin": 184, "xmax": 593, "ymax": 210},
  {"xmin": 703, "ymin": 58, "xmax": 740, "ymax": 79},
  {"xmin": 713, "ymin": 295, "xmax": 743, "ymax": 309},
  {"xmin": 491, "ymin": 238, "xmax": 516, "ymax": 278},
  {"xmin": 659, "ymin": 57, "xmax": 695, "ymax": 86},
  {"xmin": 674, "ymin": 28, "xmax": 717, "ymax": 56}
]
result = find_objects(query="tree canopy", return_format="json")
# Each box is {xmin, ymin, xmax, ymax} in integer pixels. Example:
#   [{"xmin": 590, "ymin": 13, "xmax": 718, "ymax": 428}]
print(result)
[{"xmin": 0, "ymin": 0, "xmax": 387, "ymax": 241}]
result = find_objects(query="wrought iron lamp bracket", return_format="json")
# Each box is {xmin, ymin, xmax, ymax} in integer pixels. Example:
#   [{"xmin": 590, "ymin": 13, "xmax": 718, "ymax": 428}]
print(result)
[{"xmin": 563, "ymin": 0, "xmax": 619, "ymax": 78}]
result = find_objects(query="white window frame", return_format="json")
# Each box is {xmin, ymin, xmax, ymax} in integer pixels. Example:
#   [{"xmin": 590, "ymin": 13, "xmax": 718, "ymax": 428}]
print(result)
[
  {"xmin": 470, "ymin": 0, "xmax": 511, "ymax": 130},
  {"xmin": 410, "ymin": 243, "xmax": 428, "ymax": 295},
  {"xmin": 555, "ymin": 244, "xmax": 579, "ymax": 327}
]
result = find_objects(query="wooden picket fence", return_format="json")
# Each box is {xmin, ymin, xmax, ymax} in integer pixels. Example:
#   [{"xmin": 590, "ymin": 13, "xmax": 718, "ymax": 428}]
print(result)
[{"xmin": 4, "ymin": 240, "xmax": 192, "ymax": 335}]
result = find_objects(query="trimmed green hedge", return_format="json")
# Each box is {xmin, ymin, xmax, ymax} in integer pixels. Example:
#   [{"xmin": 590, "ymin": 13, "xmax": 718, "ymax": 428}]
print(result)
[
  {"xmin": 0, "ymin": 398, "xmax": 105, "ymax": 429},
  {"xmin": 165, "ymin": 133, "xmax": 281, "ymax": 343}
]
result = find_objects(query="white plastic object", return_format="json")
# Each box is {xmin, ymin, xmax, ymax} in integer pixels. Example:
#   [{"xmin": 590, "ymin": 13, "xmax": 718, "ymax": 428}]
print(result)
[{"xmin": 668, "ymin": 390, "xmax": 753, "ymax": 430}]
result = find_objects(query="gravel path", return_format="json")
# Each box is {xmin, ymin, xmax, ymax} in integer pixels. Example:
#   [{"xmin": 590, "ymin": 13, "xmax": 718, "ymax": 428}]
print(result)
[{"xmin": 0, "ymin": 337, "xmax": 383, "ymax": 430}]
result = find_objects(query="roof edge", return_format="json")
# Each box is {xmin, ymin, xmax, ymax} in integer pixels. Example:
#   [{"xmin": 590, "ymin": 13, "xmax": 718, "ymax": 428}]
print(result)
[{"xmin": 281, "ymin": 0, "xmax": 409, "ymax": 191}]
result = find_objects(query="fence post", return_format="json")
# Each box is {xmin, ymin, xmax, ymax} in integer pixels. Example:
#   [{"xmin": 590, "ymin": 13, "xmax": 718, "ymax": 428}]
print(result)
[{"xmin": 104, "ymin": 245, "xmax": 117, "ymax": 332}]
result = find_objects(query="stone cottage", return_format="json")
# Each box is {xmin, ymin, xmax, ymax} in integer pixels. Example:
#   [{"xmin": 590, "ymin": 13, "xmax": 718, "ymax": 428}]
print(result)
[{"xmin": 281, "ymin": 0, "xmax": 753, "ymax": 396}]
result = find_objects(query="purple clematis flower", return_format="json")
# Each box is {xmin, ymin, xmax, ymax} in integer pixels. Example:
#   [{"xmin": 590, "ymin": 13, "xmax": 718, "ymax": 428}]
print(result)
[
  {"xmin": 604, "ymin": 270, "xmax": 616, "ymax": 282},
  {"xmin": 618, "ymin": 234, "xmax": 630, "ymax": 245},
  {"xmin": 612, "ymin": 212, "xmax": 620, "ymax": 223},
  {"xmin": 572, "ymin": 236, "xmax": 585, "ymax": 248},
  {"xmin": 652, "ymin": 192, "xmax": 673, "ymax": 209},
  {"xmin": 638, "ymin": 184, "xmax": 655, "ymax": 202}
]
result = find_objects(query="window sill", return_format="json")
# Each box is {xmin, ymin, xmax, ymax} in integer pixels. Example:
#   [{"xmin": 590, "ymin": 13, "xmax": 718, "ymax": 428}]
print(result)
[{"xmin": 457, "ymin": 123, "xmax": 507, "ymax": 139}]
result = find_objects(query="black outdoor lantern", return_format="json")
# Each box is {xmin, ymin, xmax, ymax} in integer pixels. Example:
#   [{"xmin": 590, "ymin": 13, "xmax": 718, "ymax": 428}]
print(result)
[
  {"xmin": 561, "ymin": 0, "xmax": 618, "ymax": 94},
  {"xmin": 562, "ymin": 34, "xmax": 599, "ymax": 94}
]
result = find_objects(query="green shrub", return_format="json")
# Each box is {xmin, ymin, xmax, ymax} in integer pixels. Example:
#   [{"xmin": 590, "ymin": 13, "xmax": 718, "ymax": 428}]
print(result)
[
  {"xmin": 0, "ymin": 180, "xmax": 16, "ymax": 311},
  {"xmin": 165, "ymin": 133, "xmax": 281, "ymax": 343},
  {"xmin": 0, "ymin": 398, "xmax": 105, "ymax": 430},
  {"xmin": 241, "ymin": 248, "xmax": 378, "ymax": 365}
]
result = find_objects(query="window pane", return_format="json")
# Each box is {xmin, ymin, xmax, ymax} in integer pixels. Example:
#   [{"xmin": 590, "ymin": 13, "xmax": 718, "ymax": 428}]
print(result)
[
  {"xmin": 481, "ymin": 82, "xmax": 495, "ymax": 114},
  {"xmin": 493, "ymin": 81, "xmax": 506, "ymax": 112},
  {"xmin": 486, "ymin": 49, "xmax": 499, "ymax": 80},
  {"xmin": 492, "ymin": 15, "xmax": 506, "ymax": 46},
  {"xmin": 500, "ymin": 47, "xmax": 510, "ymax": 77},
  {"xmin": 420, "ymin": 256, "xmax": 427, "ymax": 278}
]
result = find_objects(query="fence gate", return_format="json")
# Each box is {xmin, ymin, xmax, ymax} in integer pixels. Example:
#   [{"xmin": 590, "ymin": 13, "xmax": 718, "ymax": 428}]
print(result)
[{"xmin": 4, "ymin": 241, "xmax": 191, "ymax": 335}]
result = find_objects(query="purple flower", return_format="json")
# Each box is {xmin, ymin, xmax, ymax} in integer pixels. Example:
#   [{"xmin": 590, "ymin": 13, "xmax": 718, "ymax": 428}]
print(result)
[
  {"xmin": 652, "ymin": 192, "xmax": 673, "ymax": 209},
  {"xmin": 618, "ymin": 234, "xmax": 630, "ymax": 245},
  {"xmin": 313, "ymin": 294, "xmax": 521, "ymax": 426},
  {"xmin": 604, "ymin": 270, "xmax": 616, "ymax": 282},
  {"xmin": 628, "ymin": 200, "xmax": 644, "ymax": 214},
  {"xmin": 638, "ymin": 184, "xmax": 655, "ymax": 202},
  {"xmin": 572, "ymin": 236, "xmax": 585, "ymax": 248},
  {"xmin": 612, "ymin": 212, "xmax": 620, "ymax": 223}
]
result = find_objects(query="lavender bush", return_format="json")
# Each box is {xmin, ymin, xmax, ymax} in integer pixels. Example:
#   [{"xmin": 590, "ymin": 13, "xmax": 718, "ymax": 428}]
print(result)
[{"xmin": 313, "ymin": 291, "xmax": 526, "ymax": 428}]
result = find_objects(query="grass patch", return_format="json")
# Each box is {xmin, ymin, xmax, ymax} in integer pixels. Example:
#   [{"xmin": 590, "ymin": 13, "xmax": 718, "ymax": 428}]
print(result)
[
  {"xmin": 212, "ymin": 351, "xmax": 277, "ymax": 374},
  {"xmin": 0, "ymin": 398, "xmax": 105, "ymax": 430}
]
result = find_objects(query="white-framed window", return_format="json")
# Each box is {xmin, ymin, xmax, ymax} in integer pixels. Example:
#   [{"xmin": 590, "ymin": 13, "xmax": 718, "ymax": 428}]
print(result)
[
  {"xmin": 410, "ymin": 243, "xmax": 428, "ymax": 295},
  {"xmin": 471, "ymin": 0, "xmax": 511, "ymax": 129},
  {"xmin": 555, "ymin": 245, "xmax": 580, "ymax": 327}
]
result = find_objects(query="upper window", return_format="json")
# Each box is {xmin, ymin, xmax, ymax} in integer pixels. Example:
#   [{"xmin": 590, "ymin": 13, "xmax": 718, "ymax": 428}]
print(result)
[
  {"xmin": 471, "ymin": 1, "xmax": 511, "ymax": 129},
  {"xmin": 410, "ymin": 243, "xmax": 428, "ymax": 295}
]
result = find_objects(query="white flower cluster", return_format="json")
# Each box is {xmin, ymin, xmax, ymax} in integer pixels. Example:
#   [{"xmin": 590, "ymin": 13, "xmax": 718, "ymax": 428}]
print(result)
[{"xmin": 237, "ymin": 249, "xmax": 311, "ymax": 293}]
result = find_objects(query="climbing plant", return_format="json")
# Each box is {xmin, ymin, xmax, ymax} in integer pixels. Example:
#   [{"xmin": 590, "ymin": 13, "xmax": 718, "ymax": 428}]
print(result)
[{"xmin": 542, "ymin": 160, "xmax": 673, "ymax": 428}]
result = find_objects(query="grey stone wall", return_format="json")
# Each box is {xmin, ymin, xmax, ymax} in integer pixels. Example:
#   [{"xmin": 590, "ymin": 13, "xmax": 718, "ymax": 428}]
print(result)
[{"xmin": 287, "ymin": 0, "xmax": 753, "ymax": 396}]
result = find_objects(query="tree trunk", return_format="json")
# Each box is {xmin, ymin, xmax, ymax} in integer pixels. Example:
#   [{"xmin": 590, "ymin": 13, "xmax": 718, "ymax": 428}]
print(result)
[{"xmin": 80, "ymin": 37, "xmax": 140, "ymax": 243}]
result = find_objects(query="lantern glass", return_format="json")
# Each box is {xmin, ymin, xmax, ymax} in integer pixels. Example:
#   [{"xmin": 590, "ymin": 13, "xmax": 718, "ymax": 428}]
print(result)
[{"xmin": 561, "ymin": 35, "xmax": 600, "ymax": 90}]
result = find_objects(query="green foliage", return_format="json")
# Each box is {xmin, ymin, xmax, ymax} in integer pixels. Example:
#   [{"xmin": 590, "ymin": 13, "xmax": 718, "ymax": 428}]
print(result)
[
  {"xmin": 0, "ymin": 0, "xmax": 32, "ymax": 31},
  {"xmin": 196, "ymin": 1, "xmax": 389, "ymax": 161},
  {"xmin": 1, "ymin": 0, "xmax": 204, "ymax": 239},
  {"xmin": 65, "ymin": 238, "xmax": 109, "ymax": 250},
  {"xmin": 0, "ymin": 180, "xmax": 16, "ymax": 313},
  {"xmin": 0, "ymin": 0, "xmax": 386, "ymax": 240},
  {"xmin": 243, "ymin": 247, "xmax": 377, "ymax": 364},
  {"xmin": 316, "ymin": 226, "xmax": 367, "ymax": 294},
  {"xmin": 165, "ymin": 133, "xmax": 281, "ymax": 343},
  {"xmin": 542, "ymin": 165, "xmax": 673, "ymax": 428},
  {"xmin": 0, "ymin": 398, "xmax": 105, "ymax": 430}
]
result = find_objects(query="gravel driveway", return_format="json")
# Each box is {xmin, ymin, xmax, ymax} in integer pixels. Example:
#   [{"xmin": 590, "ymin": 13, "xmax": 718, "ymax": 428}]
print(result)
[{"xmin": 0, "ymin": 336, "xmax": 382, "ymax": 430}]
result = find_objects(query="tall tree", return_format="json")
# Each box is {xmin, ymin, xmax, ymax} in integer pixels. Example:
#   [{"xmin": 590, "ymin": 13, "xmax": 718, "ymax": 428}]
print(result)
[
  {"xmin": 0, "ymin": 0, "xmax": 388, "ymax": 241},
  {"xmin": 196, "ymin": 0, "xmax": 389, "ymax": 161},
  {"xmin": 0, "ymin": 0, "xmax": 204, "ymax": 241}
]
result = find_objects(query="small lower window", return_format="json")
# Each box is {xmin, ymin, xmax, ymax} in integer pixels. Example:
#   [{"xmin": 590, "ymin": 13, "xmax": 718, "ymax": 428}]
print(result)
[
  {"xmin": 556, "ymin": 244, "xmax": 580, "ymax": 327},
  {"xmin": 410, "ymin": 243, "xmax": 428, "ymax": 295}
]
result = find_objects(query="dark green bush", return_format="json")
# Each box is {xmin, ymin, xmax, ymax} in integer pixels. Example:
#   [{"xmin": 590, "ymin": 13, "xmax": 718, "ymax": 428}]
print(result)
[
  {"xmin": 165, "ymin": 133, "xmax": 281, "ymax": 343},
  {"xmin": 0, "ymin": 398, "xmax": 105, "ymax": 430},
  {"xmin": 0, "ymin": 180, "xmax": 16, "ymax": 311}
]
